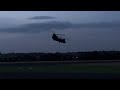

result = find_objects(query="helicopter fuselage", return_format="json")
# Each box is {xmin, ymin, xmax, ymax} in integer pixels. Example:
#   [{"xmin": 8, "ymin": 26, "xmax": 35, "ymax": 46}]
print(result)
[{"xmin": 52, "ymin": 34, "xmax": 66, "ymax": 43}]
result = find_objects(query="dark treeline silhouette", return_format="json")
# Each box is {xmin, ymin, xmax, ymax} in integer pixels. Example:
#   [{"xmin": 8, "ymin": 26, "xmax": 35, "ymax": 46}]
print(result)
[{"xmin": 0, "ymin": 51, "xmax": 120, "ymax": 62}]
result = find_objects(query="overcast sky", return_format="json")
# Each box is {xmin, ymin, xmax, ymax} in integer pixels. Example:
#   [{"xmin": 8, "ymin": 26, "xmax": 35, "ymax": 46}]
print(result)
[{"xmin": 0, "ymin": 11, "xmax": 120, "ymax": 53}]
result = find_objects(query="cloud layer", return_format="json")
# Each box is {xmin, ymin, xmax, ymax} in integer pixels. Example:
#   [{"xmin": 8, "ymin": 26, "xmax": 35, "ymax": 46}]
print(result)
[
  {"xmin": 29, "ymin": 16, "xmax": 56, "ymax": 20},
  {"xmin": 0, "ymin": 21, "xmax": 120, "ymax": 33}
]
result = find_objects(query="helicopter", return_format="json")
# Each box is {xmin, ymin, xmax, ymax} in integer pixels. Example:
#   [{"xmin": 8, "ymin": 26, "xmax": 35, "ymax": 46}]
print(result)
[{"xmin": 52, "ymin": 32, "xmax": 66, "ymax": 43}]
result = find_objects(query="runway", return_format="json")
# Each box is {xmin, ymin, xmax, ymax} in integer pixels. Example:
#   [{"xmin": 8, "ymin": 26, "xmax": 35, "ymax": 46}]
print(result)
[{"xmin": 0, "ymin": 60, "xmax": 120, "ymax": 66}]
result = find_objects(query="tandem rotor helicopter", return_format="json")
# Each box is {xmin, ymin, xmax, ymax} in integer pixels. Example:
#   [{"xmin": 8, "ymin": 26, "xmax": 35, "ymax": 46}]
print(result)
[{"xmin": 52, "ymin": 31, "xmax": 67, "ymax": 44}]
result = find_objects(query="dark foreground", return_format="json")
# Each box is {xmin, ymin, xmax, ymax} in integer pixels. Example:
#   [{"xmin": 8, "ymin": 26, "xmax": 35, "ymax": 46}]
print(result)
[
  {"xmin": 0, "ymin": 60, "xmax": 120, "ymax": 79},
  {"xmin": 0, "ymin": 72, "xmax": 120, "ymax": 79}
]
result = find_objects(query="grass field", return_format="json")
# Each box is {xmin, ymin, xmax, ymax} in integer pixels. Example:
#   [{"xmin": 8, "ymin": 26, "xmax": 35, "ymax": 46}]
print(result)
[{"xmin": 0, "ymin": 63, "xmax": 120, "ymax": 73}]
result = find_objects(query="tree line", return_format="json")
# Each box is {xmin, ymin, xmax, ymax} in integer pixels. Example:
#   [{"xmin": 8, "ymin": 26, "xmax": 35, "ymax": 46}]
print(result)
[{"xmin": 0, "ymin": 51, "xmax": 120, "ymax": 62}]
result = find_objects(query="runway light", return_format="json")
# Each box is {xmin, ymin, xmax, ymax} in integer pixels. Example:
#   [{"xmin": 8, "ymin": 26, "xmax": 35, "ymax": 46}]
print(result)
[
  {"xmin": 76, "ymin": 57, "xmax": 78, "ymax": 58},
  {"xmin": 29, "ymin": 67, "xmax": 33, "ymax": 70}
]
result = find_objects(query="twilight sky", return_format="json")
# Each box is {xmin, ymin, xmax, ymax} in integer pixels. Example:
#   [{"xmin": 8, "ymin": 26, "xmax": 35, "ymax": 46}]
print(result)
[{"xmin": 0, "ymin": 11, "xmax": 120, "ymax": 53}]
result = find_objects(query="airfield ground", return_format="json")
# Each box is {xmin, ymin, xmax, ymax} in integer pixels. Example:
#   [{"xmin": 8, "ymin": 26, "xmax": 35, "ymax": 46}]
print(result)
[{"xmin": 0, "ymin": 60, "xmax": 120, "ymax": 79}]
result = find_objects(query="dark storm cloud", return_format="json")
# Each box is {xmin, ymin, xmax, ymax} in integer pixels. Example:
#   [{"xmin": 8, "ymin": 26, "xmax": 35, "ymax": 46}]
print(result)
[
  {"xmin": 1, "ymin": 21, "xmax": 120, "ymax": 33},
  {"xmin": 0, "ymin": 21, "xmax": 73, "ymax": 33},
  {"xmin": 29, "ymin": 16, "xmax": 56, "ymax": 20}
]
